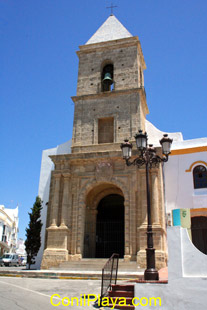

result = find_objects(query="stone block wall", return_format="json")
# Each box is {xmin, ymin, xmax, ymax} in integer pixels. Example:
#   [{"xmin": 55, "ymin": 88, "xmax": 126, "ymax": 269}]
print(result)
[
  {"xmin": 72, "ymin": 90, "xmax": 148, "ymax": 152},
  {"xmin": 41, "ymin": 151, "xmax": 167, "ymax": 270},
  {"xmin": 76, "ymin": 37, "xmax": 145, "ymax": 96}
]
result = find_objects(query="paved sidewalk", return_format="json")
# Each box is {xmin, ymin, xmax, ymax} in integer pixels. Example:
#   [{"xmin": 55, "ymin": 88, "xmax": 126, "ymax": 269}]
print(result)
[{"xmin": 0, "ymin": 267, "xmax": 144, "ymax": 280}]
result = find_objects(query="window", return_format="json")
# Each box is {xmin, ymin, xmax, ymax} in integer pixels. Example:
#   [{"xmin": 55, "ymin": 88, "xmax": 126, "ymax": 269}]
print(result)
[
  {"xmin": 98, "ymin": 117, "xmax": 114, "ymax": 144},
  {"xmin": 101, "ymin": 64, "xmax": 114, "ymax": 92},
  {"xmin": 193, "ymin": 165, "xmax": 207, "ymax": 189}
]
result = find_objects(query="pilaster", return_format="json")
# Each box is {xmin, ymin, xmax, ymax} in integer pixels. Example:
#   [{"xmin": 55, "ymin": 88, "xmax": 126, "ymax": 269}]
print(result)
[
  {"xmin": 151, "ymin": 168, "xmax": 160, "ymax": 226},
  {"xmin": 49, "ymin": 173, "xmax": 61, "ymax": 227},
  {"xmin": 60, "ymin": 173, "xmax": 71, "ymax": 227}
]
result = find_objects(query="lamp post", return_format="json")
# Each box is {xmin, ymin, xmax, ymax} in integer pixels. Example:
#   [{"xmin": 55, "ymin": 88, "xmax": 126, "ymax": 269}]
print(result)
[{"xmin": 121, "ymin": 130, "xmax": 173, "ymax": 281}]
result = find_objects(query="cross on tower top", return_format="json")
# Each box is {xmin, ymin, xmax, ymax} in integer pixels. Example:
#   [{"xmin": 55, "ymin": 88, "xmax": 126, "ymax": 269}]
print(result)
[{"xmin": 106, "ymin": 2, "xmax": 118, "ymax": 15}]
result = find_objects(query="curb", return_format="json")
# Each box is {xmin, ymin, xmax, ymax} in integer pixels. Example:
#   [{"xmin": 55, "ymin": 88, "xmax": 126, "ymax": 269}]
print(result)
[
  {"xmin": 0, "ymin": 273, "xmax": 100, "ymax": 280},
  {"xmin": 0, "ymin": 271, "xmax": 140, "ymax": 280}
]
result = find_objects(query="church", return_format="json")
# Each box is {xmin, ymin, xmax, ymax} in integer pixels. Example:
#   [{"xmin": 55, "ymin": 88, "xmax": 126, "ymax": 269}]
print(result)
[{"xmin": 34, "ymin": 15, "xmax": 207, "ymax": 270}]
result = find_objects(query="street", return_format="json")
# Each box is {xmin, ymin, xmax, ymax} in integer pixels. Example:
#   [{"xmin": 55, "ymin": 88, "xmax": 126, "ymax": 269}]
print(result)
[{"xmin": 0, "ymin": 277, "xmax": 102, "ymax": 310}]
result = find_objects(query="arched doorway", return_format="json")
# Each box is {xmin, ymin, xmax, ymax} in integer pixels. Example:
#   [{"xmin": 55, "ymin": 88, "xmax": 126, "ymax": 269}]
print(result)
[
  {"xmin": 191, "ymin": 216, "xmax": 207, "ymax": 255},
  {"xmin": 83, "ymin": 184, "xmax": 125, "ymax": 259},
  {"xmin": 96, "ymin": 194, "xmax": 124, "ymax": 258}
]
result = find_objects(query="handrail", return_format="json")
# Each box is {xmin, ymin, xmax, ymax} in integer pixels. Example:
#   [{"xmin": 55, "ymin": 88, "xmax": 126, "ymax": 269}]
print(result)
[{"xmin": 100, "ymin": 253, "xmax": 119, "ymax": 304}]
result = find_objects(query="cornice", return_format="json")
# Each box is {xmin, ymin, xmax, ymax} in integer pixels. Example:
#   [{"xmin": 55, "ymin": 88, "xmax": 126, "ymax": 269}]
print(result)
[
  {"xmin": 77, "ymin": 36, "xmax": 146, "ymax": 70},
  {"xmin": 71, "ymin": 87, "xmax": 148, "ymax": 112},
  {"xmin": 50, "ymin": 146, "xmax": 162, "ymax": 167},
  {"xmin": 78, "ymin": 36, "xmax": 139, "ymax": 53},
  {"xmin": 62, "ymin": 173, "xmax": 71, "ymax": 178},
  {"xmin": 52, "ymin": 172, "xmax": 62, "ymax": 178},
  {"xmin": 50, "ymin": 150, "xmax": 123, "ymax": 164},
  {"xmin": 0, "ymin": 210, "xmax": 14, "ymax": 227}
]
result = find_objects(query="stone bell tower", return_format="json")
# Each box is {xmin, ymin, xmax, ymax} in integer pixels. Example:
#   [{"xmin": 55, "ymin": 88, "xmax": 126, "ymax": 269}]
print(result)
[
  {"xmin": 41, "ymin": 15, "xmax": 167, "ymax": 269},
  {"xmin": 72, "ymin": 15, "xmax": 148, "ymax": 153}
]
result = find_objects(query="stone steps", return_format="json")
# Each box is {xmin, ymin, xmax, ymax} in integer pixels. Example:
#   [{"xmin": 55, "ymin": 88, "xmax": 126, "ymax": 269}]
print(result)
[
  {"xmin": 53, "ymin": 259, "xmax": 141, "ymax": 272},
  {"xmin": 49, "ymin": 259, "xmax": 144, "ymax": 279},
  {"xmin": 107, "ymin": 284, "xmax": 135, "ymax": 310},
  {"xmin": 111, "ymin": 284, "xmax": 134, "ymax": 291},
  {"xmin": 109, "ymin": 291, "xmax": 134, "ymax": 297}
]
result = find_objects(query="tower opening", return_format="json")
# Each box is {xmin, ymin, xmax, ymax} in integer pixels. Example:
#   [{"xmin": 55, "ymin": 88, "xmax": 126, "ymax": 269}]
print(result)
[{"xmin": 101, "ymin": 64, "xmax": 114, "ymax": 92}]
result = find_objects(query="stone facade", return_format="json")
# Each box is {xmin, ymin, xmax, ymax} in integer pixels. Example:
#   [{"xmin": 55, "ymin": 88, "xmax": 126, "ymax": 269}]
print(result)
[{"xmin": 41, "ymin": 22, "xmax": 167, "ymax": 270}]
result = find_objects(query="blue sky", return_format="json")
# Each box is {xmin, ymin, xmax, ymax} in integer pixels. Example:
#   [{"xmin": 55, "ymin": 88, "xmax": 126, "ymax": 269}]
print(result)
[{"xmin": 1, "ymin": 0, "xmax": 207, "ymax": 239}]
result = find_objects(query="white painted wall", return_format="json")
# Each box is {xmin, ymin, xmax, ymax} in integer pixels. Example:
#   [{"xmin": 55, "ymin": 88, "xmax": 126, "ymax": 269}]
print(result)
[
  {"xmin": 181, "ymin": 228, "xmax": 207, "ymax": 277},
  {"xmin": 146, "ymin": 121, "xmax": 207, "ymax": 212},
  {"xmin": 135, "ymin": 227, "xmax": 207, "ymax": 310},
  {"xmin": 146, "ymin": 120, "xmax": 183, "ymax": 146},
  {"xmin": 146, "ymin": 120, "xmax": 207, "ymax": 212},
  {"xmin": 164, "ymin": 139, "xmax": 207, "ymax": 213},
  {"xmin": 32, "ymin": 140, "xmax": 71, "ymax": 269}
]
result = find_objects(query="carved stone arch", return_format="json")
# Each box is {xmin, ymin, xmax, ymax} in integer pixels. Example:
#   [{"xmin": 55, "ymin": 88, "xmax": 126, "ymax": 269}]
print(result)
[
  {"xmin": 111, "ymin": 176, "xmax": 130, "ymax": 204},
  {"xmin": 78, "ymin": 177, "xmax": 130, "ymax": 259},
  {"xmin": 100, "ymin": 59, "xmax": 114, "ymax": 71},
  {"xmin": 78, "ymin": 178, "xmax": 96, "ymax": 206},
  {"xmin": 82, "ymin": 181, "xmax": 126, "ymax": 258},
  {"xmin": 78, "ymin": 177, "xmax": 129, "ymax": 208},
  {"xmin": 93, "ymin": 187, "xmax": 123, "ymax": 210}
]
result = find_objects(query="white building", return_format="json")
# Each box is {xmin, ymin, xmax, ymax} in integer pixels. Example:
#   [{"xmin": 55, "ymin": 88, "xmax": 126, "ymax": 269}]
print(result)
[
  {"xmin": 16, "ymin": 238, "xmax": 27, "ymax": 256},
  {"xmin": 165, "ymin": 137, "xmax": 207, "ymax": 255},
  {"xmin": 0, "ymin": 205, "xmax": 18, "ymax": 256}
]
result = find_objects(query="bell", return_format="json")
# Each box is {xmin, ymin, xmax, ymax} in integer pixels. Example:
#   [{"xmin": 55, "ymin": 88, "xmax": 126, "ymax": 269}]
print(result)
[{"xmin": 102, "ymin": 72, "xmax": 113, "ymax": 86}]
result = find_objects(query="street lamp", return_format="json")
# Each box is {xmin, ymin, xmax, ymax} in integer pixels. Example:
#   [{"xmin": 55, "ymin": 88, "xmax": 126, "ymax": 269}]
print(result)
[{"xmin": 120, "ymin": 130, "xmax": 173, "ymax": 280}]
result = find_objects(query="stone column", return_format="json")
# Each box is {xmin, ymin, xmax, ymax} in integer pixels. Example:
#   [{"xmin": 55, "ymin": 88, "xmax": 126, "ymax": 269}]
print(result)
[
  {"xmin": 70, "ymin": 179, "xmax": 79, "ymax": 258},
  {"xmin": 141, "ymin": 171, "xmax": 147, "ymax": 225},
  {"xmin": 151, "ymin": 170, "xmax": 159, "ymax": 225},
  {"xmin": 137, "ymin": 170, "xmax": 147, "ymax": 267},
  {"xmin": 50, "ymin": 173, "xmax": 61, "ymax": 227},
  {"xmin": 60, "ymin": 173, "xmax": 70, "ymax": 227}
]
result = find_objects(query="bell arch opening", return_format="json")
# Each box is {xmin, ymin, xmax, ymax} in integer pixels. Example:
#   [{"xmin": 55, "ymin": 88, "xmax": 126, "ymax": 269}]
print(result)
[
  {"xmin": 101, "ymin": 63, "xmax": 114, "ymax": 92},
  {"xmin": 83, "ymin": 183, "xmax": 125, "ymax": 259}
]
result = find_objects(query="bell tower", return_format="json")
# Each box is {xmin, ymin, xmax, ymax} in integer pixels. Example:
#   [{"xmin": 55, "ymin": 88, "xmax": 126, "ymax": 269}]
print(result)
[
  {"xmin": 42, "ymin": 15, "xmax": 167, "ymax": 269},
  {"xmin": 71, "ymin": 15, "xmax": 149, "ymax": 153}
]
